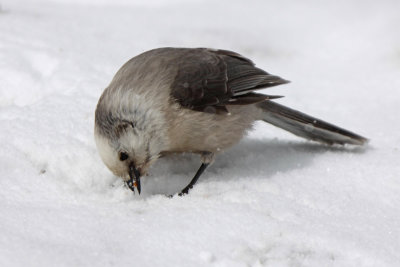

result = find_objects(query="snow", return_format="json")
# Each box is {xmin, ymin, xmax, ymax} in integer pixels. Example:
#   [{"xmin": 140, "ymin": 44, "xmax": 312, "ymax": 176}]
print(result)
[{"xmin": 1, "ymin": 0, "xmax": 399, "ymax": 266}]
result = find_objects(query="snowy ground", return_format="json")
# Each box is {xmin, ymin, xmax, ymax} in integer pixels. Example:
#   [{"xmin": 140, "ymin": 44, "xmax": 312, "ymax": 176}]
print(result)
[{"xmin": 1, "ymin": 0, "xmax": 399, "ymax": 266}]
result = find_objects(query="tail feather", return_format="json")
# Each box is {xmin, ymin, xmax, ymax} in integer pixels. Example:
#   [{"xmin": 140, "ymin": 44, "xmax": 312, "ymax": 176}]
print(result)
[{"xmin": 258, "ymin": 101, "xmax": 368, "ymax": 145}]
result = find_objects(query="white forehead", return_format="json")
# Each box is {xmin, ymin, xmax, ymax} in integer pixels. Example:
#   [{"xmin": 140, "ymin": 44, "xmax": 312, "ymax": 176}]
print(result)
[{"xmin": 94, "ymin": 131, "xmax": 122, "ymax": 174}]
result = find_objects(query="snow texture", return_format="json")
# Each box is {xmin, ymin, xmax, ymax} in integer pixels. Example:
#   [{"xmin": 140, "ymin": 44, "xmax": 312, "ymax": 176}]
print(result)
[{"xmin": 1, "ymin": 0, "xmax": 399, "ymax": 266}]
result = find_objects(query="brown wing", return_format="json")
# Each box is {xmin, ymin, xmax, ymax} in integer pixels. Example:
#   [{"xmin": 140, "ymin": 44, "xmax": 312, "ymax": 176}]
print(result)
[{"xmin": 170, "ymin": 48, "xmax": 289, "ymax": 112}]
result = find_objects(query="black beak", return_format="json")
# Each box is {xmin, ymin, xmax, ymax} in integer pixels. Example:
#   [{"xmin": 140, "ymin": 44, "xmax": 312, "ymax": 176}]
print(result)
[{"xmin": 127, "ymin": 162, "xmax": 141, "ymax": 194}]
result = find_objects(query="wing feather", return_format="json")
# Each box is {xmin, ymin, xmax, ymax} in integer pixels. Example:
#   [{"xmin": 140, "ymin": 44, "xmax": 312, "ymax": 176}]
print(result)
[{"xmin": 170, "ymin": 48, "xmax": 288, "ymax": 112}]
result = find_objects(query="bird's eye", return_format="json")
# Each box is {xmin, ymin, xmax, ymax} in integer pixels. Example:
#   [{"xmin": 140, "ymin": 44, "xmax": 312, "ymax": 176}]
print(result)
[{"xmin": 119, "ymin": 152, "xmax": 129, "ymax": 161}]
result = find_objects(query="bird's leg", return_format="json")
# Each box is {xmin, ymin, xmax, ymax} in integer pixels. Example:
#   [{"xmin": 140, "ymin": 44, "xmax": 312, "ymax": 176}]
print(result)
[
  {"xmin": 178, "ymin": 163, "xmax": 209, "ymax": 196},
  {"xmin": 178, "ymin": 152, "xmax": 214, "ymax": 196}
]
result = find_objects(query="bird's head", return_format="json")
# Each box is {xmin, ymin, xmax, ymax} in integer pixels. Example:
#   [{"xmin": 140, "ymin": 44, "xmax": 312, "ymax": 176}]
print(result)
[{"xmin": 94, "ymin": 90, "xmax": 168, "ymax": 194}]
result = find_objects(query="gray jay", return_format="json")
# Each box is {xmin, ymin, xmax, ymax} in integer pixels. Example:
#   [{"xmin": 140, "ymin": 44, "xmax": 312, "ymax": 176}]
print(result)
[{"xmin": 94, "ymin": 47, "xmax": 367, "ymax": 195}]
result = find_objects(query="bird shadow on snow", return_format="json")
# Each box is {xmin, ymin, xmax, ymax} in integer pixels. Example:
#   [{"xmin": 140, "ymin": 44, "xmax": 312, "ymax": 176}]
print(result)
[{"xmin": 142, "ymin": 139, "xmax": 367, "ymax": 196}]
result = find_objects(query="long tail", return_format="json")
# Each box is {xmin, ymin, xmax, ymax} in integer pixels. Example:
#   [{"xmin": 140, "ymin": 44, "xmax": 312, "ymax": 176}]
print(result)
[{"xmin": 258, "ymin": 101, "xmax": 368, "ymax": 145}]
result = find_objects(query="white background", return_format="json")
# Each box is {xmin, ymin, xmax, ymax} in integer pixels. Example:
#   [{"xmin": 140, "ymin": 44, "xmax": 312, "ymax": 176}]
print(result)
[{"xmin": 0, "ymin": 0, "xmax": 399, "ymax": 266}]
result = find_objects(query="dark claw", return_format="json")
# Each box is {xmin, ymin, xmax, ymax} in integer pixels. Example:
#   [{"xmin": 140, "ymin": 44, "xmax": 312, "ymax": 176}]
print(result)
[{"xmin": 178, "ymin": 187, "xmax": 191, "ymax": 196}]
